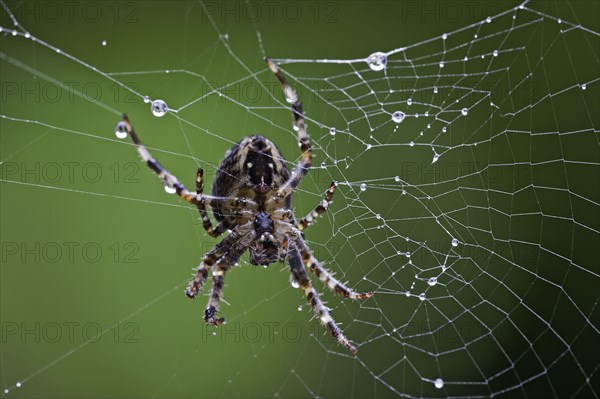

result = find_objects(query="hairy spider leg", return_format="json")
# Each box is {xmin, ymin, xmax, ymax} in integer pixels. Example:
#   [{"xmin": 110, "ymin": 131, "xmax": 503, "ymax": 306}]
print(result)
[
  {"xmin": 265, "ymin": 58, "xmax": 312, "ymax": 203},
  {"xmin": 121, "ymin": 114, "xmax": 258, "ymax": 213},
  {"xmin": 196, "ymin": 168, "xmax": 227, "ymax": 238},
  {"xmin": 298, "ymin": 181, "xmax": 337, "ymax": 231},
  {"xmin": 288, "ymin": 243, "xmax": 358, "ymax": 353},
  {"xmin": 185, "ymin": 234, "xmax": 235, "ymax": 298},
  {"xmin": 297, "ymin": 238, "xmax": 374, "ymax": 300},
  {"xmin": 204, "ymin": 244, "xmax": 245, "ymax": 326}
]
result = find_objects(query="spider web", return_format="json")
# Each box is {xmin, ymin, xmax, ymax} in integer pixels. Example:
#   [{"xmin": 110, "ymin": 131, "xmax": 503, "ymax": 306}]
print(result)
[{"xmin": 1, "ymin": 1, "xmax": 599, "ymax": 398}]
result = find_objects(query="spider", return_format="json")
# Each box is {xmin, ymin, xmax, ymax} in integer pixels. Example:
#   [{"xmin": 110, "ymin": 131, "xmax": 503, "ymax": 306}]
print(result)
[{"xmin": 116, "ymin": 58, "xmax": 373, "ymax": 353}]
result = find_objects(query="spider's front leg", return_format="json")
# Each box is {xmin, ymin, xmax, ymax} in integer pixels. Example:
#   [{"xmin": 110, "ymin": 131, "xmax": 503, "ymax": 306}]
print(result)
[
  {"xmin": 288, "ymin": 243, "xmax": 358, "ymax": 354},
  {"xmin": 266, "ymin": 58, "xmax": 312, "ymax": 203},
  {"xmin": 120, "ymin": 114, "xmax": 197, "ymax": 204}
]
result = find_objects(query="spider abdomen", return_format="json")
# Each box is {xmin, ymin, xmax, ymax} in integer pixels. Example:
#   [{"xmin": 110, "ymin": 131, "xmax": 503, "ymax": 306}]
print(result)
[{"xmin": 212, "ymin": 135, "xmax": 291, "ymax": 228}]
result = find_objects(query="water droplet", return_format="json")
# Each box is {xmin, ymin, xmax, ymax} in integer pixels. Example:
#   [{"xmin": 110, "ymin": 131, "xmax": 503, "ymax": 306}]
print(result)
[
  {"xmin": 394, "ymin": 176, "xmax": 400, "ymax": 182},
  {"xmin": 464, "ymin": 56, "xmax": 468, "ymax": 61},
  {"xmin": 442, "ymin": 127, "xmax": 447, "ymax": 133},
  {"xmin": 329, "ymin": 127, "xmax": 336, "ymax": 135},
  {"xmin": 101, "ymin": 40, "xmax": 107, "ymax": 46},
  {"xmin": 366, "ymin": 144, "xmax": 372, "ymax": 150},
  {"xmin": 433, "ymin": 87, "xmax": 438, "ymax": 94},
  {"xmin": 4, "ymin": 389, "xmax": 8, "ymax": 393},
  {"xmin": 474, "ymin": 34, "xmax": 478, "ymax": 39},
  {"xmin": 405, "ymin": 291, "xmax": 410, "ymax": 297},
  {"xmin": 367, "ymin": 52, "xmax": 387, "ymax": 71},
  {"xmin": 114, "ymin": 121, "xmax": 128, "ymax": 139},
  {"xmin": 401, "ymin": 190, "xmax": 406, "ymax": 195},
  {"xmin": 405, "ymin": 252, "xmax": 411, "ymax": 258},
  {"xmin": 24, "ymin": 32, "xmax": 30, "ymax": 39},
  {"xmin": 442, "ymin": 33, "xmax": 447, "ymax": 40},
  {"xmin": 486, "ymin": 16, "xmax": 492, "ymax": 23},
  {"xmin": 581, "ymin": 84, "xmax": 587, "ymax": 90},
  {"xmin": 557, "ymin": 18, "xmax": 562, "ymax": 24},
  {"xmin": 461, "ymin": 108, "xmax": 468, "ymax": 116},
  {"xmin": 212, "ymin": 331, "xmax": 217, "ymax": 336},
  {"xmin": 297, "ymin": 305, "xmax": 302, "ymax": 311},
  {"xmin": 428, "ymin": 277, "xmax": 437, "ymax": 286},
  {"xmin": 409, "ymin": 141, "xmax": 414, "ymax": 147},
  {"xmin": 12, "ymin": 30, "xmax": 17, "ymax": 36},
  {"xmin": 493, "ymin": 50, "xmax": 499, "ymax": 57},
  {"xmin": 164, "ymin": 185, "xmax": 176, "ymax": 194},
  {"xmin": 16, "ymin": 382, "xmax": 21, "ymax": 388},
  {"xmin": 360, "ymin": 183, "xmax": 367, "ymax": 191},
  {"xmin": 432, "ymin": 154, "xmax": 439, "ymax": 163},
  {"xmin": 451, "ymin": 238, "xmax": 459, "ymax": 247},
  {"xmin": 519, "ymin": 4, "xmax": 524, "ymax": 9},
  {"xmin": 434, "ymin": 378, "xmax": 444, "ymax": 389},
  {"xmin": 419, "ymin": 293, "xmax": 426, "ymax": 301},
  {"xmin": 143, "ymin": 96, "xmax": 151, "ymax": 103},
  {"xmin": 151, "ymin": 99, "xmax": 168, "ymax": 117},
  {"xmin": 290, "ymin": 275, "xmax": 300, "ymax": 288},
  {"xmin": 439, "ymin": 62, "xmax": 444, "ymax": 68},
  {"xmin": 392, "ymin": 111, "xmax": 405, "ymax": 123},
  {"xmin": 407, "ymin": 98, "xmax": 413, "ymax": 106},
  {"xmin": 427, "ymin": 124, "xmax": 431, "ymax": 129}
]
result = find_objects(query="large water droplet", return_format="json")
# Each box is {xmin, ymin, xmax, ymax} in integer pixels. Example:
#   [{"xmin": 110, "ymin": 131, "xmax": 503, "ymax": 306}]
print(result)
[
  {"xmin": 151, "ymin": 99, "xmax": 168, "ymax": 117},
  {"xmin": 392, "ymin": 111, "xmax": 405, "ymax": 123},
  {"xmin": 486, "ymin": 16, "xmax": 492, "ymax": 23},
  {"xmin": 434, "ymin": 378, "xmax": 444, "ymax": 389},
  {"xmin": 493, "ymin": 50, "xmax": 499, "ymax": 57},
  {"xmin": 360, "ymin": 183, "xmax": 367, "ymax": 191},
  {"xmin": 114, "ymin": 121, "xmax": 128, "ymax": 139},
  {"xmin": 101, "ymin": 40, "xmax": 107, "ymax": 46},
  {"xmin": 407, "ymin": 98, "xmax": 413, "ymax": 106},
  {"xmin": 419, "ymin": 293, "xmax": 426, "ymax": 301},
  {"xmin": 461, "ymin": 108, "xmax": 468, "ymax": 116},
  {"xmin": 367, "ymin": 52, "xmax": 387, "ymax": 71},
  {"xmin": 432, "ymin": 154, "xmax": 439, "ymax": 163},
  {"xmin": 451, "ymin": 238, "xmax": 459, "ymax": 247},
  {"xmin": 428, "ymin": 277, "xmax": 437, "ymax": 286},
  {"xmin": 442, "ymin": 33, "xmax": 447, "ymax": 40},
  {"xmin": 329, "ymin": 127, "xmax": 336, "ymax": 136},
  {"xmin": 394, "ymin": 176, "xmax": 400, "ymax": 182},
  {"xmin": 581, "ymin": 84, "xmax": 587, "ymax": 90}
]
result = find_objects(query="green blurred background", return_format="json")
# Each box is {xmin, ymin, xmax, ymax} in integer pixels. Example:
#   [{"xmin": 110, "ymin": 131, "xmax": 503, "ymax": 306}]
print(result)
[{"xmin": 1, "ymin": 1, "xmax": 599, "ymax": 398}]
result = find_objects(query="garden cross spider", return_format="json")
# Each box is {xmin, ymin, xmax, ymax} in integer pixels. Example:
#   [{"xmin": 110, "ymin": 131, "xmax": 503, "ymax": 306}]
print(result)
[{"xmin": 116, "ymin": 58, "xmax": 373, "ymax": 353}]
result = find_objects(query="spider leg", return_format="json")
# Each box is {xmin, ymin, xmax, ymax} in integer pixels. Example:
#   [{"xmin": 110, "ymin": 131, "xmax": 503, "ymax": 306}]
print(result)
[
  {"xmin": 196, "ymin": 168, "xmax": 226, "ymax": 237},
  {"xmin": 121, "ymin": 115, "xmax": 259, "ymax": 214},
  {"xmin": 298, "ymin": 239, "xmax": 373, "ymax": 300},
  {"xmin": 288, "ymin": 243, "xmax": 357, "ymax": 354},
  {"xmin": 121, "ymin": 114, "xmax": 197, "ymax": 204},
  {"xmin": 185, "ymin": 234, "xmax": 234, "ymax": 299},
  {"xmin": 298, "ymin": 181, "xmax": 336, "ymax": 231},
  {"xmin": 266, "ymin": 58, "xmax": 312, "ymax": 203},
  {"xmin": 204, "ymin": 247, "xmax": 243, "ymax": 326}
]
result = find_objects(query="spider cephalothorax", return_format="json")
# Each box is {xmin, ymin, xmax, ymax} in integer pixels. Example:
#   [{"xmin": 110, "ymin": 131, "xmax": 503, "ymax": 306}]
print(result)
[{"xmin": 117, "ymin": 58, "xmax": 373, "ymax": 353}]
